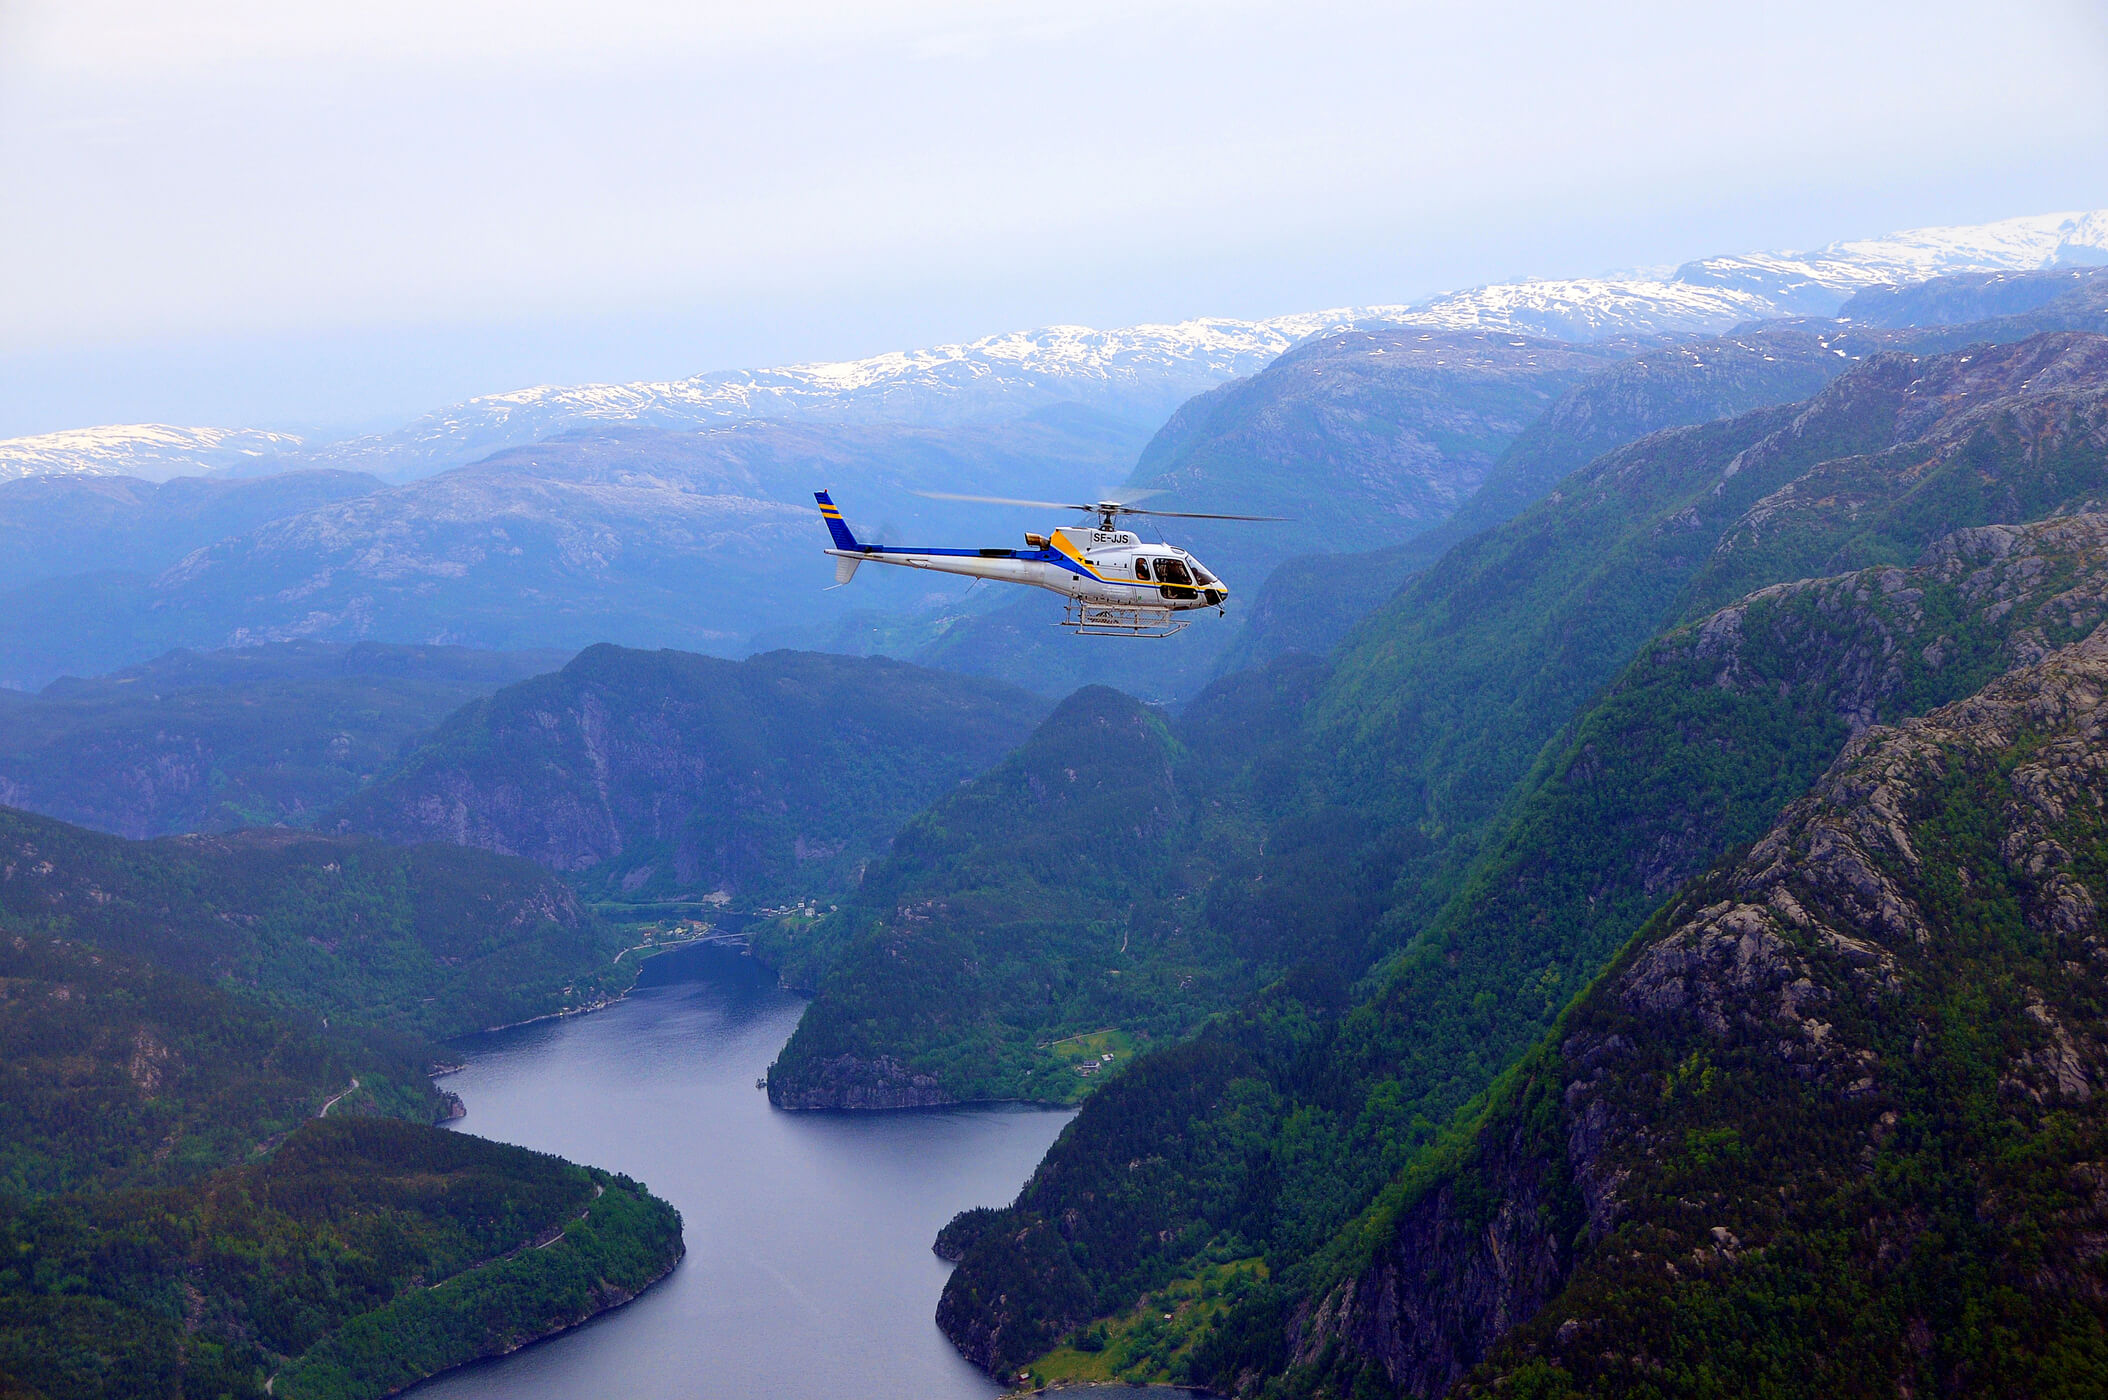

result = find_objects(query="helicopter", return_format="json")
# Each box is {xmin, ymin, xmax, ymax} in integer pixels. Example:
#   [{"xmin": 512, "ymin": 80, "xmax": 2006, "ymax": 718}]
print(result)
[{"xmin": 813, "ymin": 489, "xmax": 1282, "ymax": 637}]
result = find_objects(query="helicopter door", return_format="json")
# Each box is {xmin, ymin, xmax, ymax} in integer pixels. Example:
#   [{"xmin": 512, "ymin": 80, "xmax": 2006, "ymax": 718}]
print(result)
[{"xmin": 1155, "ymin": 558, "xmax": 1198, "ymax": 601}]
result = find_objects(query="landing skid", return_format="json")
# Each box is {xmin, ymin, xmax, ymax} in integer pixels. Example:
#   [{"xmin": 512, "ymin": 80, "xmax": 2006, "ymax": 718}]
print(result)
[{"xmin": 1061, "ymin": 600, "xmax": 1192, "ymax": 638}]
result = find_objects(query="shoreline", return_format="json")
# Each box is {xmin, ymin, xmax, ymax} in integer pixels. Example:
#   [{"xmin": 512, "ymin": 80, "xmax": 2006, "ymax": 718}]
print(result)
[{"xmin": 454, "ymin": 933, "xmax": 748, "ymax": 1045}]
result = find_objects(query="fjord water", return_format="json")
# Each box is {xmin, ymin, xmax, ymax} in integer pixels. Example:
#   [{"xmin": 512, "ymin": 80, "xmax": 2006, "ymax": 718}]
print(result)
[{"xmin": 409, "ymin": 945, "xmax": 1072, "ymax": 1400}]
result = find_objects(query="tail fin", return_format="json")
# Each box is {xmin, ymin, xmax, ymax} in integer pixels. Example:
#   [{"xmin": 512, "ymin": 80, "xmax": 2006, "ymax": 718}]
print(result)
[{"xmin": 814, "ymin": 491, "xmax": 862, "ymax": 551}]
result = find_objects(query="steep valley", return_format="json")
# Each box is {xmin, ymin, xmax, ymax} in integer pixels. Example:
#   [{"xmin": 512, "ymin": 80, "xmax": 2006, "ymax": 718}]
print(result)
[{"xmin": 923, "ymin": 328, "xmax": 2108, "ymax": 1395}]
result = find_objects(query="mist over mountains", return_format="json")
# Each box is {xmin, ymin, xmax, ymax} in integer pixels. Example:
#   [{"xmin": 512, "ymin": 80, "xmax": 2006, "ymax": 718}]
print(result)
[
  {"xmin": 3, "ymin": 210, "xmax": 2107, "ymax": 700},
  {"xmin": 9, "ymin": 210, "xmax": 2106, "ymax": 487}
]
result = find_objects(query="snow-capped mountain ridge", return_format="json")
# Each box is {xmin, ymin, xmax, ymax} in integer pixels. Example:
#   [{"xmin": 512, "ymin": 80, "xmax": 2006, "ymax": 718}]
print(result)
[
  {"xmin": 296, "ymin": 209, "xmax": 2108, "ymax": 479},
  {"xmin": 0, "ymin": 425, "xmax": 307, "ymax": 483},
  {"xmin": 10, "ymin": 210, "xmax": 2106, "ymax": 484}
]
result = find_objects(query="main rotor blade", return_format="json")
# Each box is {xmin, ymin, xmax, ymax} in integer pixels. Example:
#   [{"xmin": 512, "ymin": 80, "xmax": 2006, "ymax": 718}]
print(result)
[
  {"xmin": 913, "ymin": 490, "xmax": 1093, "ymax": 511},
  {"xmin": 1119, "ymin": 507, "xmax": 1292, "ymax": 522},
  {"xmin": 912, "ymin": 489, "xmax": 1288, "ymax": 522}
]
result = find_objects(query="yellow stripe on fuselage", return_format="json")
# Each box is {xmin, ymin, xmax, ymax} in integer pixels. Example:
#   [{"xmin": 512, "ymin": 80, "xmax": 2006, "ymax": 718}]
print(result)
[
  {"xmin": 1050, "ymin": 531, "xmax": 1113, "ymax": 581},
  {"xmin": 1051, "ymin": 532, "xmax": 1181, "ymax": 590}
]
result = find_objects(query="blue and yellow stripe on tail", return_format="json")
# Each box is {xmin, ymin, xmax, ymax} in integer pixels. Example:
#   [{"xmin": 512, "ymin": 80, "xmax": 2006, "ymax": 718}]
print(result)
[{"xmin": 814, "ymin": 491, "xmax": 862, "ymax": 552}]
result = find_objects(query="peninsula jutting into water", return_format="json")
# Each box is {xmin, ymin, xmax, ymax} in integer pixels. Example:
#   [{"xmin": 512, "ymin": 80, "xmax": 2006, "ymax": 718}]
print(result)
[{"xmin": 408, "ymin": 945, "xmax": 1071, "ymax": 1400}]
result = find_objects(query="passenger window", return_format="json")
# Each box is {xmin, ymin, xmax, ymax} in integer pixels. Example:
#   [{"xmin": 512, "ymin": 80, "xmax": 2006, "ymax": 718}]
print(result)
[{"xmin": 1134, "ymin": 558, "xmax": 1151, "ymax": 580}]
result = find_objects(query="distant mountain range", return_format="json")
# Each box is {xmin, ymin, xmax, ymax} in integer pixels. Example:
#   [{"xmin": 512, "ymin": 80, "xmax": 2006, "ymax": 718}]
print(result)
[
  {"xmin": 6, "ymin": 210, "xmax": 2104, "ymax": 485},
  {"xmin": 0, "ymin": 424, "xmax": 307, "ymax": 483}
]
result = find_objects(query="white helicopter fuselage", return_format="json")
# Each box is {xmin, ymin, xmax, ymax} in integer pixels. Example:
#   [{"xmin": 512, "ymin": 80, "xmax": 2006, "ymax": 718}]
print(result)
[
  {"xmin": 826, "ymin": 528, "xmax": 1226, "ymax": 608},
  {"xmin": 815, "ymin": 493, "xmax": 1229, "ymax": 612}
]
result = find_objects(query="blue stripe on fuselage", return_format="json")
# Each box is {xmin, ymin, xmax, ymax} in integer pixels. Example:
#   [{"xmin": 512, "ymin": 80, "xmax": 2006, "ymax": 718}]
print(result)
[{"xmin": 855, "ymin": 545, "xmax": 1022, "ymax": 559}]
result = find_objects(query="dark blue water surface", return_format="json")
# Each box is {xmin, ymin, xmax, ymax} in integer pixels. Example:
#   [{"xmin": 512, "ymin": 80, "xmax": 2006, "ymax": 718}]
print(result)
[{"xmin": 408, "ymin": 945, "xmax": 1073, "ymax": 1399}]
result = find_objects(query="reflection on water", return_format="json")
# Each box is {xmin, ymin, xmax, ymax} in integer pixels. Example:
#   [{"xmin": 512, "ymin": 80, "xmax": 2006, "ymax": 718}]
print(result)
[{"xmin": 408, "ymin": 944, "xmax": 1073, "ymax": 1400}]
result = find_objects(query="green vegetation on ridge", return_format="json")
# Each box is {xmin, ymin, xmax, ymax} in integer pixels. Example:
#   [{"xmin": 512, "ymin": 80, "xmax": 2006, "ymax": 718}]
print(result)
[
  {"xmin": 0, "ymin": 932, "xmax": 448, "ymax": 1195},
  {"xmin": 0, "ymin": 797, "xmax": 684, "ymax": 1399},
  {"xmin": 0, "ymin": 1117, "xmax": 682, "ymax": 1400},
  {"xmin": 335, "ymin": 645, "xmax": 1050, "ymax": 906},
  {"xmin": 1253, "ymin": 624, "xmax": 2108, "ymax": 1398},
  {"xmin": 0, "ymin": 641, "xmax": 566, "ymax": 838},
  {"xmin": 764, "ymin": 683, "xmax": 1254, "ymax": 1107},
  {"xmin": 0, "ymin": 805, "xmax": 629, "ymax": 1041}
]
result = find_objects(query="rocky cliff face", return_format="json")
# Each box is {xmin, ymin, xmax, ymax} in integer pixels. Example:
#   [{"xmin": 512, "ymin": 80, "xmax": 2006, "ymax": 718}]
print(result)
[
  {"xmin": 1390, "ymin": 511, "xmax": 2108, "ymax": 1093},
  {"xmin": 1688, "ymin": 331, "xmax": 2108, "ymax": 612},
  {"xmin": 767, "ymin": 1052, "xmax": 955, "ymax": 1110},
  {"xmin": 334, "ymin": 645, "xmax": 1047, "ymax": 902},
  {"xmin": 1287, "ymin": 1084, "xmax": 1579, "ymax": 1398},
  {"xmin": 1215, "ymin": 324, "xmax": 1862, "ymax": 677},
  {"xmin": 1128, "ymin": 329, "xmax": 1623, "ymax": 575},
  {"xmin": 1294, "ymin": 622, "xmax": 2108, "ymax": 1397}
]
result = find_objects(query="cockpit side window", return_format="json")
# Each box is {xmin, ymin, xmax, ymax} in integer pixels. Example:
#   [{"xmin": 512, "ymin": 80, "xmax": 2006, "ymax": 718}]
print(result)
[
  {"xmin": 1133, "ymin": 557, "xmax": 1151, "ymax": 580},
  {"xmin": 1158, "ymin": 558, "xmax": 1192, "ymax": 586}
]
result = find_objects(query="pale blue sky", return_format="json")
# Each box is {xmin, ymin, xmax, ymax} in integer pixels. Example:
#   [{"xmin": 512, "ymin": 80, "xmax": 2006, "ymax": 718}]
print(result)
[{"xmin": 3, "ymin": 0, "xmax": 2106, "ymax": 437}]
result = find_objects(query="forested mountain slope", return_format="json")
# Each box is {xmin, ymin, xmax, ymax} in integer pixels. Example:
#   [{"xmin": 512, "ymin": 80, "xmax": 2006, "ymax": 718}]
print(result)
[
  {"xmin": 0, "ymin": 813, "xmax": 685, "ymax": 1398},
  {"xmin": 0, "ymin": 933, "xmax": 452, "ymax": 1195},
  {"xmin": 1271, "ymin": 622, "xmax": 2108, "ymax": 1398},
  {"xmin": 1304, "ymin": 332, "xmax": 2108, "ymax": 935},
  {"xmin": 1126, "ymin": 330, "xmax": 1621, "ymax": 569},
  {"xmin": 334, "ymin": 646, "xmax": 1048, "ymax": 903},
  {"xmin": 0, "ymin": 642, "xmax": 565, "ymax": 837},
  {"xmin": 764, "ymin": 681, "xmax": 1279, "ymax": 1107},
  {"xmin": 0, "ymin": 1116, "xmax": 683, "ymax": 1400},
  {"xmin": 0, "ymin": 806, "xmax": 626, "ymax": 1039},
  {"xmin": 1217, "ymin": 323, "xmax": 1858, "ymax": 673},
  {"xmin": 0, "ymin": 810, "xmax": 685, "ymax": 1398},
  {"xmin": 1684, "ymin": 332, "xmax": 2108, "ymax": 612},
  {"xmin": 1373, "ymin": 513, "xmax": 2108, "ymax": 1156},
  {"xmin": 926, "ymin": 330, "xmax": 2108, "ymax": 1392}
]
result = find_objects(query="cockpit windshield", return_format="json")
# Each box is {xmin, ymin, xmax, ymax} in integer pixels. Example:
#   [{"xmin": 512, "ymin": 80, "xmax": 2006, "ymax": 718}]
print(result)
[{"xmin": 1189, "ymin": 563, "xmax": 1216, "ymax": 585}]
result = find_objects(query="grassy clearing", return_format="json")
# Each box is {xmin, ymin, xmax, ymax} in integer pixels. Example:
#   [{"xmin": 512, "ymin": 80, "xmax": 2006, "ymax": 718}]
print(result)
[
  {"xmin": 1043, "ymin": 1028, "xmax": 1139, "ymax": 1085},
  {"xmin": 1014, "ymin": 1257, "xmax": 1267, "ymax": 1391}
]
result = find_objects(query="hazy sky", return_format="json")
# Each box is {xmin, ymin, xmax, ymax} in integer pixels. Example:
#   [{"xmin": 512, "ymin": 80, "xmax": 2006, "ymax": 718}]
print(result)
[{"xmin": 4, "ymin": 0, "xmax": 2106, "ymax": 437}]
